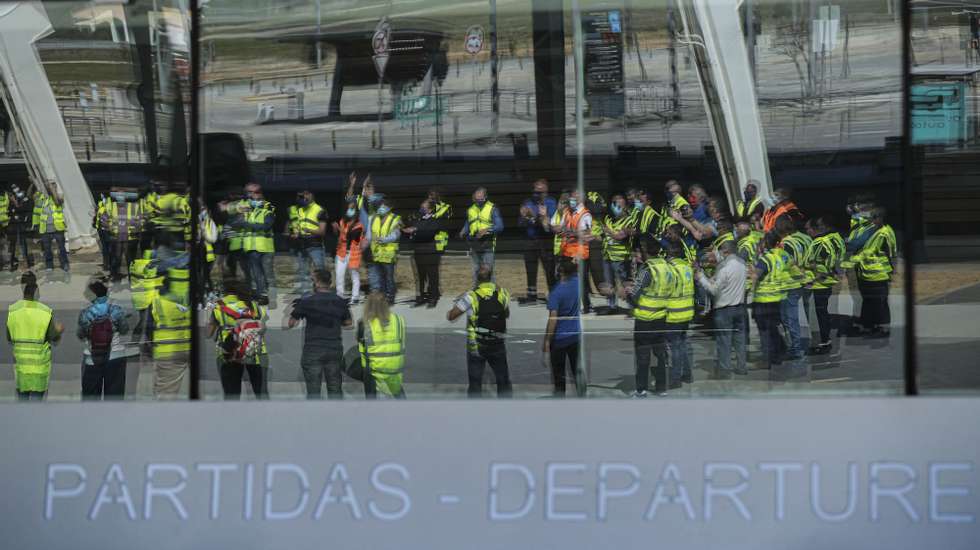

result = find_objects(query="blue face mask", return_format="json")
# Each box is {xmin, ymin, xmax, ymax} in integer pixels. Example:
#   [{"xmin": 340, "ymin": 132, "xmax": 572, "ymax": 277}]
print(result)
[
  {"xmin": 377, "ymin": 205, "xmax": 390, "ymax": 216},
  {"xmin": 611, "ymin": 204, "xmax": 623, "ymax": 216},
  {"xmin": 249, "ymin": 199, "xmax": 262, "ymax": 208},
  {"xmin": 346, "ymin": 208, "xmax": 356, "ymax": 218},
  {"xmin": 568, "ymin": 198, "xmax": 578, "ymax": 209},
  {"xmin": 634, "ymin": 200, "xmax": 643, "ymax": 210},
  {"xmin": 368, "ymin": 194, "xmax": 381, "ymax": 204},
  {"xmin": 111, "ymin": 192, "xmax": 126, "ymax": 203}
]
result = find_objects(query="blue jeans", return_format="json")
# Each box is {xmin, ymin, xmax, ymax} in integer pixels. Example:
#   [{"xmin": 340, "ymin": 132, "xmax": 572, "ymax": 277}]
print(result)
[
  {"xmin": 369, "ymin": 262, "xmax": 396, "ymax": 302},
  {"xmin": 781, "ymin": 289, "xmax": 804, "ymax": 360},
  {"xmin": 666, "ymin": 322, "xmax": 690, "ymax": 384},
  {"xmin": 246, "ymin": 251, "xmax": 274, "ymax": 298},
  {"xmin": 603, "ymin": 260, "xmax": 630, "ymax": 308},
  {"xmin": 714, "ymin": 305, "xmax": 747, "ymax": 373},
  {"xmin": 40, "ymin": 231, "xmax": 69, "ymax": 270},
  {"xmin": 295, "ymin": 245, "xmax": 326, "ymax": 290},
  {"xmin": 470, "ymin": 249, "xmax": 495, "ymax": 285}
]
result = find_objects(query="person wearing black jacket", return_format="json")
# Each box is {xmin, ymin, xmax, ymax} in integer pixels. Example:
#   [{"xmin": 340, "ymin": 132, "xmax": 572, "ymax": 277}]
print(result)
[
  {"xmin": 403, "ymin": 199, "xmax": 442, "ymax": 308},
  {"xmin": 5, "ymin": 182, "xmax": 33, "ymax": 271}
]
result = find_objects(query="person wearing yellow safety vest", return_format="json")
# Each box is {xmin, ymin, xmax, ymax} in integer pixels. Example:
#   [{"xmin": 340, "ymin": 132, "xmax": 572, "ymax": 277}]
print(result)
[
  {"xmin": 847, "ymin": 206, "xmax": 897, "ymax": 338},
  {"xmin": 623, "ymin": 236, "xmax": 674, "ymax": 397},
  {"xmin": 6, "ymin": 280, "xmax": 63, "ymax": 400},
  {"xmin": 447, "ymin": 266, "xmax": 512, "ymax": 398},
  {"xmin": 582, "ymin": 191, "xmax": 608, "ymax": 314},
  {"xmin": 751, "ymin": 232, "xmax": 790, "ymax": 370},
  {"xmin": 365, "ymin": 198, "xmax": 402, "ymax": 305},
  {"xmin": 735, "ymin": 219, "xmax": 763, "ymax": 350},
  {"xmin": 288, "ymin": 190, "xmax": 328, "ymax": 294},
  {"xmin": 198, "ymin": 199, "xmax": 219, "ymax": 293},
  {"xmin": 631, "ymin": 189, "xmax": 661, "ymax": 239},
  {"xmin": 459, "ymin": 187, "xmax": 504, "ymax": 286},
  {"xmin": 601, "ymin": 195, "xmax": 633, "ymax": 312},
  {"xmin": 32, "ymin": 181, "xmax": 70, "ymax": 272},
  {"xmin": 839, "ymin": 194, "xmax": 876, "ymax": 336},
  {"xmin": 148, "ymin": 266, "xmax": 192, "ymax": 398},
  {"xmin": 517, "ymin": 179, "xmax": 558, "ymax": 304},
  {"xmin": 95, "ymin": 193, "xmax": 113, "ymax": 271},
  {"xmin": 735, "ymin": 180, "xmax": 765, "ymax": 220},
  {"xmin": 657, "ymin": 180, "xmax": 689, "ymax": 237},
  {"xmin": 103, "ymin": 188, "xmax": 143, "ymax": 282},
  {"xmin": 228, "ymin": 183, "xmax": 276, "ymax": 305},
  {"xmin": 355, "ymin": 291, "xmax": 407, "ymax": 399},
  {"xmin": 5, "ymin": 182, "xmax": 35, "ymax": 271},
  {"xmin": 775, "ymin": 216, "xmax": 811, "ymax": 360},
  {"xmin": 129, "ymin": 249, "xmax": 164, "ymax": 340},
  {"xmin": 804, "ymin": 217, "xmax": 846, "ymax": 355},
  {"xmin": 219, "ymin": 191, "xmax": 246, "ymax": 279},
  {"xmin": 209, "ymin": 277, "xmax": 269, "ymax": 399},
  {"xmin": 427, "ymin": 187, "xmax": 452, "ymax": 255},
  {"xmin": 0, "ymin": 184, "xmax": 10, "ymax": 270},
  {"xmin": 146, "ymin": 179, "xmax": 191, "ymax": 248},
  {"xmin": 665, "ymin": 242, "xmax": 695, "ymax": 386}
]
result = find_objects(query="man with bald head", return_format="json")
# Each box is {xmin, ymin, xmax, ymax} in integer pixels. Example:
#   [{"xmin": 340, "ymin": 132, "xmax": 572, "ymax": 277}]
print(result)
[{"xmin": 460, "ymin": 187, "xmax": 504, "ymax": 285}]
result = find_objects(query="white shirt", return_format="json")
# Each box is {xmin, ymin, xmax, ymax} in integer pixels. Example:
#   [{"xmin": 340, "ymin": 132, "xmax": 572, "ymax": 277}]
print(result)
[{"xmin": 697, "ymin": 254, "xmax": 747, "ymax": 309}]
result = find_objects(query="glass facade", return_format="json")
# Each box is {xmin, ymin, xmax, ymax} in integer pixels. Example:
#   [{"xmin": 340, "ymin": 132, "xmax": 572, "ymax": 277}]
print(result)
[{"xmin": 0, "ymin": 0, "xmax": 974, "ymax": 401}]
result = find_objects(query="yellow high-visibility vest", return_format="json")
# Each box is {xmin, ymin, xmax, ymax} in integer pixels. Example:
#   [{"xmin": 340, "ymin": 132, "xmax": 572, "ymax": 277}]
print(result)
[
  {"xmin": 7, "ymin": 299, "xmax": 54, "ymax": 392},
  {"xmin": 633, "ymin": 258, "xmax": 674, "ymax": 322},
  {"xmin": 359, "ymin": 313, "xmax": 406, "ymax": 396}
]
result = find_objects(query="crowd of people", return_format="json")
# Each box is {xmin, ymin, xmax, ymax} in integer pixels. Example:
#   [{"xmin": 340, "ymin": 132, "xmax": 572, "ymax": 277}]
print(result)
[{"xmin": 1, "ymin": 171, "xmax": 898, "ymax": 400}]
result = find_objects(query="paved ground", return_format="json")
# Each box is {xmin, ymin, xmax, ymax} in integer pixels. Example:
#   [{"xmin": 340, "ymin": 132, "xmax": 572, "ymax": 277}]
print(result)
[{"xmin": 0, "ymin": 253, "xmax": 936, "ymax": 401}]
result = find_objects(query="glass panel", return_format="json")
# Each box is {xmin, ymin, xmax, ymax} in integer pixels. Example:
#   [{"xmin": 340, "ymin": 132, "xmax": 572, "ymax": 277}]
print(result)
[
  {"xmin": 197, "ymin": 0, "xmax": 907, "ymax": 400},
  {"xmin": 0, "ymin": 0, "xmax": 190, "ymax": 401},
  {"xmin": 910, "ymin": 6, "xmax": 980, "ymax": 393}
]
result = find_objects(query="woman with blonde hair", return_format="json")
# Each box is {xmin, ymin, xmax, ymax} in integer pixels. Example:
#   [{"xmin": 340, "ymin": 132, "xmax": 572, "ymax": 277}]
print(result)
[{"xmin": 353, "ymin": 291, "xmax": 406, "ymax": 398}]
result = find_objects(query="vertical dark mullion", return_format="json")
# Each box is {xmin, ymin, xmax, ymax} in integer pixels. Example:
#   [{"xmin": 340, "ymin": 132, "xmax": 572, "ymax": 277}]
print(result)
[
  {"xmin": 189, "ymin": 0, "xmax": 202, "ymax": 401},
  {"xmin": 900, "ymin": 0, "xmax": 918, "ymax": 396}
]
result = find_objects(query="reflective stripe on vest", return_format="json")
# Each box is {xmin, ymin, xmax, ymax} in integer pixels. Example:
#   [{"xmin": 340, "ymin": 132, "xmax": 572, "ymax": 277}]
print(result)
[
  {"xmin": 855, "ymin": 225, "xmax": 897, "ymax": 282},
  {"xmin": 755, "ymin": 249, "xmax": 789, "ymax": 303},
  {"xmin": 602, "ymin": 215, "xmax": 632, "ymax": 262},
  {"xmin": 337, "ymin": 219, "xmax": 364, "ymax": 268},
  {"xmin": 33, "ymin": 194, "xmax": 66, "ymax": 233},
  {"xmin": 370, "ymin": 213, "xmax": 400, "ymax": 263},
  {"xmin": 360, "ymin": 313, "xmax": 406, "ymax": 376},
  {"xmin": 634, "ymin": 258, "xmax": 673, "ymax": 321},
  {"xmin": 434, "ymin": 201, "xmax": 451, "ymax": 252},
  {"xmin": 561, "ymin": 207, "xmax": 590, "ymax": 259},
  {"xmin": 467, "ymin": 201, "xmax": 496, "ymax": 249},
  {"xmin": 288, "ymin": 203, "xmax": 323, "ymax": 236},
  {"xmin": 243, "ymin": 203, "xmax": 275, "ymax": 253},
  {"xmin": 466, "ymin": 283, "xmax": 509, "ymax": 353},
  {"xmin": 108, "ymin": 201, "xmax": 142, "ymax": 240},
  {"xmin": 153, "ymin": 193, "xmax": 190, "ymax": 233},
  {"xmin": 666, "ymin": 258, "xmax": 695, "ymax": 323},
  {"xmin": 151, "ymin": 296, "xmax": 191, "ymax": 358},
  {"xmin": 736, "ymin": 197, "xmax": 763, "ymax": 218},
  {"xmin": 7, "ymin": 300, "xmax": 53, "ymax": 382},
  {"xmin": 0, "ymin": 193, "xmax": 10, "ymax": 225}
]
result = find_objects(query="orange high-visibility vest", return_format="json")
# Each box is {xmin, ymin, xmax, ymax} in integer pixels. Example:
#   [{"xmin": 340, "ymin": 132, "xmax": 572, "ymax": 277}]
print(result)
[{"xmin": 560, "ymin": 208, "xmax": 591, "ymax": 260}]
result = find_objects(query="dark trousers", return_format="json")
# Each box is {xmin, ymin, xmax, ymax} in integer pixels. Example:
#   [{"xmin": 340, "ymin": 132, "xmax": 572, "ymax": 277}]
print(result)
[
  {"xmin": 246, "ymin": 251, "xmax": 272, "ymax": 298},
  {"xmin": 5, "ymin": 224, "xmax": 33, "ymax": 270},
  {"xmin": 634, "ymin": 319, "xmax": 668, "ymax": 392},
  {"xmin": 98, "ymin": 229, "xmax": 111, "ymax": 269},
  {"xmin": 110, "ymin": 240, "xmax": 139, "ymax": 280},
  {"xmin": 754, "ymin": 301, "xmax": 785, "ymax": 367},
  {"xmin": 582, "ymin": 243, "xmax": 606, "ymax": 310},
  {"xmin": 858, "ymin": 279, "xmax": 890, "ymax": 329},
  {"xmin": 523, "ymin": 237, "xmax": 556, "ymax": 296},
  {"xmin": 550, "ymin": 339, "xmax": 585, "ymax": 397},
  {"xmin": 16, "ymin": 390, "xmax": 45, "ymax": 401},
  {"xmin": 467, "ymin": 346, "xmax": 512, "ymax": 398},
  {"xmin": 301, "ymin": 345, "xmax": 344, "ymax": 399},
  {"xmin": 219, "ymin": 361, "xmax": 268, "ymax": 399},
  {"xmin": 666, "ymin": 321, "xmax": 691, "ymax": 383},
  {"xmin": 226, "ymin": 249, "xmax": 244, "ymax": 278},
  {"xmin": 81, "ymin": 357, "xmax": 127, "ymax": 399},
  {"xmin": 812, "ymin": 288, "xmax": 834, "ymax": 344},
  {"xmin": 415, "ymin": 252, "xmax": 441, "ymax": 302},
  {"xmin": 40, "ymin": 231, "xmax": 69, "ymax": 270}
]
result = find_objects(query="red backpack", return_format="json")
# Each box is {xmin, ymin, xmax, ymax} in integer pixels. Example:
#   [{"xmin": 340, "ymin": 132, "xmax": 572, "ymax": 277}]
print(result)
[
  {"xmin": 217, "ymin": 300, "xmax": 265, "ymax": 361},
  {"xmin": 88, "ymin": 315, "xmax": 114, "ymax": 363}
]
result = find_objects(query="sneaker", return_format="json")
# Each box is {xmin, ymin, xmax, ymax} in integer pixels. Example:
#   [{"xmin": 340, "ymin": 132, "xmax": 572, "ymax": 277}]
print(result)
[
  {"xmin": 668, "ymin": 382, "xmax": 683, "ymax": 390},
  {"xmin": 733, "ymin": 369, "xmax": 749, "ymax": 375},
  {"xmin": 630, "ymin": 390, "xmax": 648, "ymax": 399},
  {"xmin": 411, "ymin": 297, "xmax": 426, "ymax": 308},
  {"xmin": 517, "ymin": 295, "xmax": 537, "ymax": 305},
  {"xmin": 257, "ymin": 296, "xmax": 270, "ymax": 306},
  {"xmin": 807, "ymin": 342, "xmax": 832, "ymax": 355}
]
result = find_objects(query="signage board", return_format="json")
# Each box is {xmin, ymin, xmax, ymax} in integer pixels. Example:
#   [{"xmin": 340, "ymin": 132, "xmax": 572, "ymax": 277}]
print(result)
[{"xmin": 1, "ymin": 399, "xmax": 979, "ymax": 549}]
